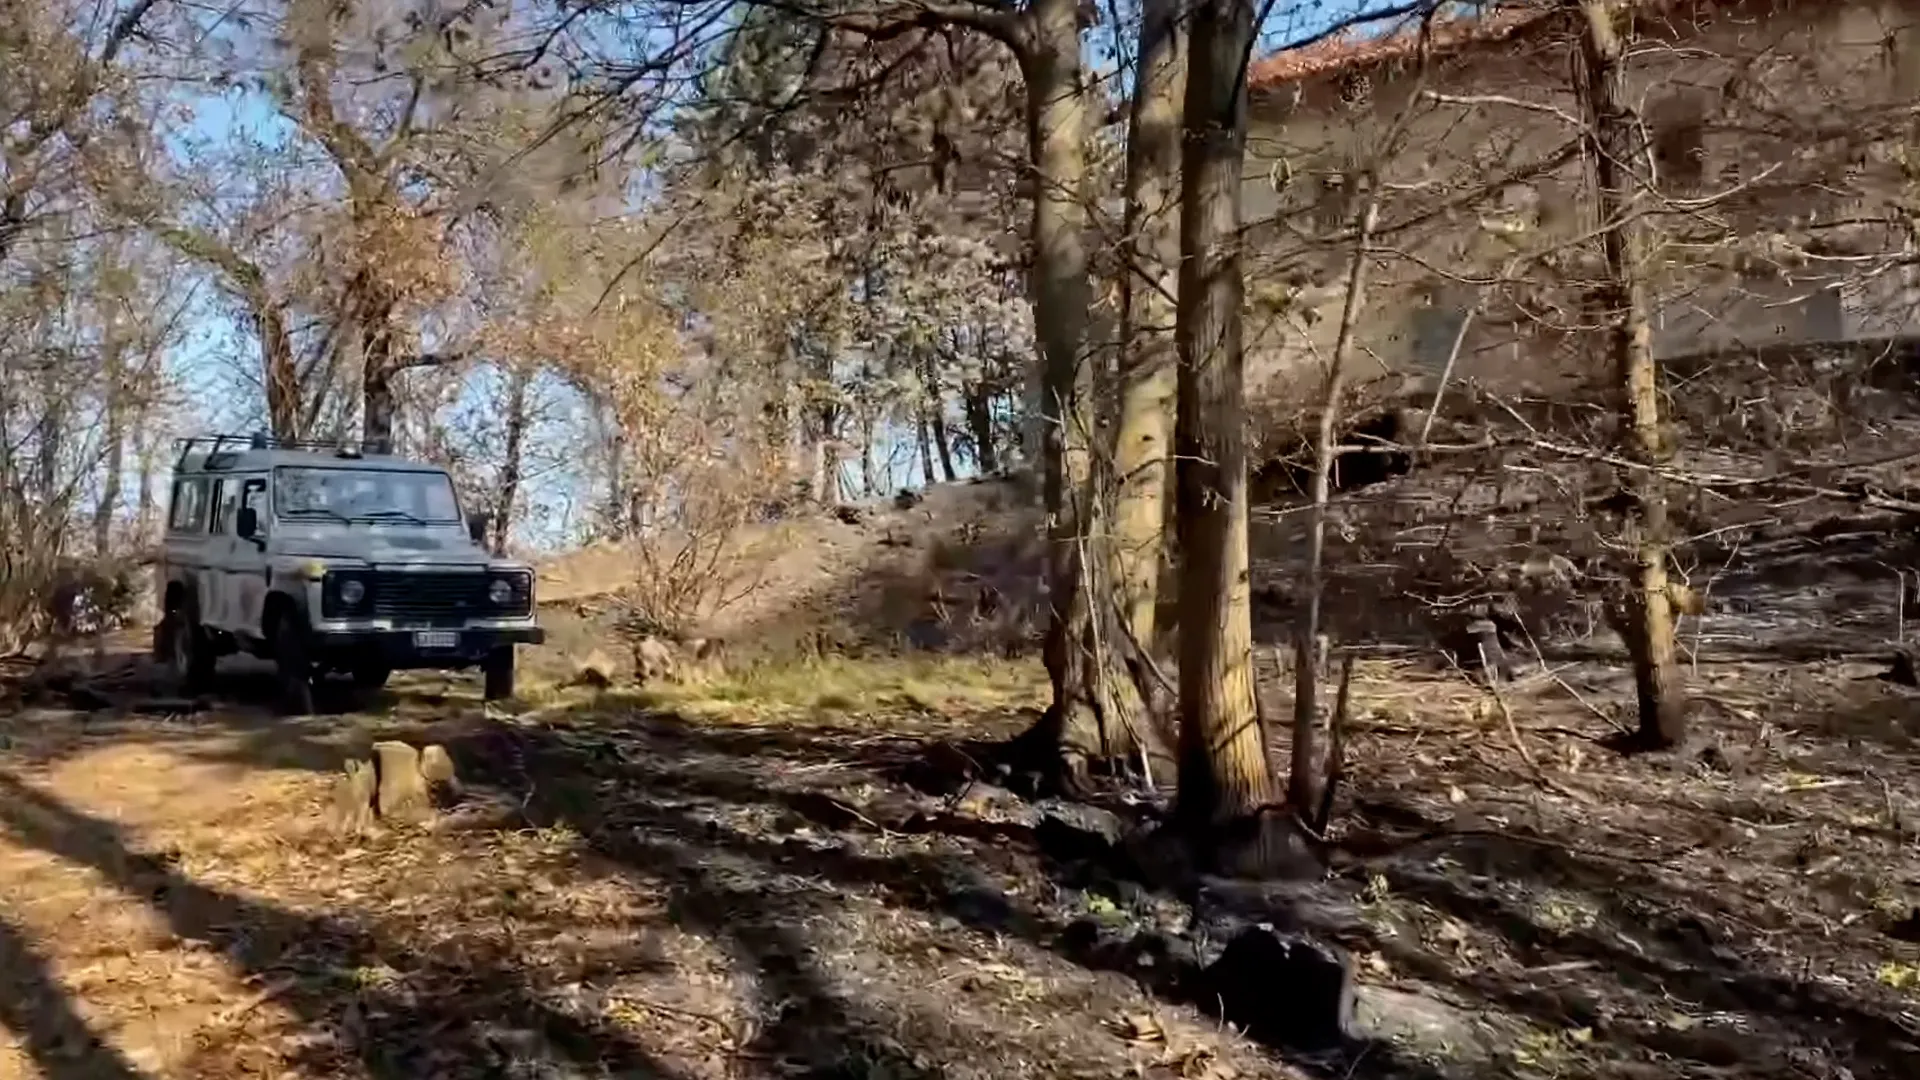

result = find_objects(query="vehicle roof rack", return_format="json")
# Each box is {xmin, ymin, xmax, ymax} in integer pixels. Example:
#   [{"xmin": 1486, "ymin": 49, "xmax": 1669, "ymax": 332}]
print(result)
[{"xmin": 172, "ymin": 433, "xmax": 374, "ymax": 471}]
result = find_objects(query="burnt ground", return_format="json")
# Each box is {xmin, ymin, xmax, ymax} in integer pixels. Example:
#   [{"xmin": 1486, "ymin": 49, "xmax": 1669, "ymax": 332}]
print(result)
[{"xmin": 1, "ymin": 614, "xmax": 1919, "ymax": 1080}]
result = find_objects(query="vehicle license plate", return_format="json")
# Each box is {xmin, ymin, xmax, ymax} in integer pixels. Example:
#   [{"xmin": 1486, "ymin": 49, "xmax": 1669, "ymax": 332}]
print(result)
[{"xmin": 413, "ymin": 630, "xmax": 459, "ymax": 650}]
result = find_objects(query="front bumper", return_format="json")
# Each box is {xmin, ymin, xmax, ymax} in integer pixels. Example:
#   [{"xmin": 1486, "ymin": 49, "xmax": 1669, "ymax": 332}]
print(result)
[{"xmin": 309, "ymin": 625, "xmax": 546, "ymax": 670}]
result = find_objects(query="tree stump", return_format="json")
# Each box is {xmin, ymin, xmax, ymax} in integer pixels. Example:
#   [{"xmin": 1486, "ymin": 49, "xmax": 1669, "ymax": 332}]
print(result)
[
  {"xmin": 371, "ymin": 741, "xmax": 432, "ymax": 825},
  {"xmin": 419, "ymin": 744, "xmax": 462, "ymax": 803},
  {"xmin": 330, "ymin": 759, "xmax": 378, "ymax": 833}
]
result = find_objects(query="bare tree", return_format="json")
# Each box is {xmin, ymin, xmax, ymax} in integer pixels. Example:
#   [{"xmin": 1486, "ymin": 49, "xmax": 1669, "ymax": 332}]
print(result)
[{"xmin": 1575, "ymin": 0, "xmax": 1684, "ymax": 747}]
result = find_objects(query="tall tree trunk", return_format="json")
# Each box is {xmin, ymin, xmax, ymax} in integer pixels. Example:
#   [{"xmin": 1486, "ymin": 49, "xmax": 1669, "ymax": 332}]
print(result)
[
  {"xmin": 260, "ymin": 302, "xmax": 301, "ymax": 442},
  {"xmin": 917, "ymin": 408, "xmax": 937, "ymax": 486},
  {"xmin": 859, "ymin": 402, "xmax": 879, "ymax": 498},
  {"xmin": 811, "ymin": 382, "xmax": 841, "ymax": 504},
  {"xmin": 360, "ymin": 288, "xmax": 398, "ymax": 455},
  {"xmin": 94, "ymin": 336, "xmax": 126, "ymax": 558},
  {"xmin": 1291, "ymin": 199, "xmax": 1377, "ymax": 817},
  {"xmin": 815, "ymin": 406, "xmax": 842, "ymax": 506},
  {"xmin": 151, "ymin": 226, "xmax": 302, "ymax": 441},
  {"xmin": 1019, "ymin": 0, "xmax": 1110, "ymax": 785},
  {"xmin": 921, "ymin": 352, "xmax": 958, "ymax": 482},
  {"xmin": 491, "ymin": 365, "xmax": 531, "ymax": 556},
  {"xmin": 1173, "ymin": 0, "xmax": 1280, "ymax": 840},
  {"xmin": 964, "ymin": 380, "xmax": 998, "ymax": 475},
  {"xmin": 134, "ymin": 430, "xmax": 156, "ymax": 548},
  {"xmin": 1577, "ymin": 0, "xmax": 1685, "ymax": 747},
  {"xmin": 1108, "ymin": 0, "xmax": 1187, "ymax": 753},
  {"xmin": 768, "ymin": 346, "xmax": 800, "ymax": 489},
  {"xmin": 602, "ymin": 401, "xmax": 629, "ymax": 541}
]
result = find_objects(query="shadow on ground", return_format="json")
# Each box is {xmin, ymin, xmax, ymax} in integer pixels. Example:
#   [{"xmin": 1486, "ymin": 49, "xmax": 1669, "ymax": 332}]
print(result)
[
  {"xmin": 0, "ymin": 764, "xmax": 691, "ymax": 1076},
  {"xmin": 141, "ymin": 682, "xmax": 1917, "ymax": 1080},
  {"xmin": 0, "ymin": 767, "xmax": 686, "ymax": 1079},
  {"xmin": 0, "ymin": 912, "xmax": 147, "ymax": 1080},
  {"xmin": 8, "ymin": 659, "xmax": 1920, "ymax": 1079}
]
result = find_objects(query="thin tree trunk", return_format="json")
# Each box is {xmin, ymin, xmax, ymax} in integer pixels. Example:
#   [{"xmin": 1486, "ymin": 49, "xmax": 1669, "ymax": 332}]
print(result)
[
  {"xmin": 917, "ymin": 408, "xmax": 937, "ymax": 486},
  {"xmin": 37, "ymin": 380, "xmax": 64, "ymax": 514},
  {"xmin": 1577, "ymin": 0, "xmax": 1685, "ymax": 747},
  {"xmin": 1173, "ymin": 0, "xmax": 1279, "ymax": 839},
  {"xmin": 811, "ymin": 386, "xmax": 841, "ymax": 504},
  {"xmin": 1109, "ymin": 0, "xmax": 1187, "ymax": 757},
  {"xmin": 602, "ymin": 402, "xmax": 628, "ymax": 541},
  {"xmin": 860, "ymin": 401, "xmax": 878, "ymax": 498},
  {"xmin": 921, "ymin": 352, "xmax": 958, "ymax": 482},
  {"xmin": 1022, "ymin": 0, "xmax": 1108, "ymax": 784},
  {"xmin": 965, "ymin": 381, "xmax": 998, "ymax": 474},
  {"xmin": 768, "ymin": 346, "xmax": 800, "ymax": 488},
  {"xmin": 94, "ymin": 336, "xmax": 126, "ymax": 558},
  {"xmin": 491, "ymin": 365, "xmax": 531, "ymax": 556},
  {"xmin": 1291, "ymin": 198, "xmax": 1377, "ymax": 815},
  {"xmin": 931, "ymin": 412, "xmax": 956, "ymax": 481},
  {"xmin": 134, "ymin": 430, "xmax": 156, "ymax": 548},
  {"xmin": 816, "ymin": 421, "xmax": 841, "ymax": 507}
]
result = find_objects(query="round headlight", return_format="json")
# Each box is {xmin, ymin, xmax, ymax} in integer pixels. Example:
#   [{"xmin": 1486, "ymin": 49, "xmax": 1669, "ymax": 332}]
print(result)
[
  {"xmin": 488, "ymin": 578, "xmax": 515, "ymax": 605},
  {"xmin": 338, "ymin": 579, "xmax": 366, "ymax": 605}
]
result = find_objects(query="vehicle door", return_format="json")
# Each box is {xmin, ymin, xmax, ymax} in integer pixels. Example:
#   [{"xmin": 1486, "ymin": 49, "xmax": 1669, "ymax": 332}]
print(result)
[
  {"xmin": 203, "ymin": 477, "xmax": 242, "ymax": 630},
  {"xmin": 230, "ymin": 476, "xmax": 271, "ymax": 636},
  {"xmin": 164, "ymin": 475, "xmax": 213, "ymax": 618}
]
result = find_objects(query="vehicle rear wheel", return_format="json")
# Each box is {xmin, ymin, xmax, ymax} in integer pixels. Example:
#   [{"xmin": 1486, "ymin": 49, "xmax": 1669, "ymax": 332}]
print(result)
[
  {"xmin": 481, "ymin": 646, "xmax": 515, "ymax": 702},
  {"xmin": 352, "ymin": 664, "xmax": 392, "ymax": 691},
  {"xmin": 274, "ymin": 618, "xmax": 317, "ymax": 716}
]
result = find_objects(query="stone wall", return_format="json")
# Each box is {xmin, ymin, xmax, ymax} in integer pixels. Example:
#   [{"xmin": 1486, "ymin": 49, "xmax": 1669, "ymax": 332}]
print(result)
[{"xmin": 1241, "ymin": 0, "xmax": 1920, "ymax": 405}]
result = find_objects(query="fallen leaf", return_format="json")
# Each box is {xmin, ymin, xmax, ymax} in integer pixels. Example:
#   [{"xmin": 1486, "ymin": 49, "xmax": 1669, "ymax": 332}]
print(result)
[
  {"xmin": 1448, "ymin": 785, "xmax": 1467, "ymax": 804},
  {"xmin": 1108, "ymin": 1012, "xmax": 1167, "ymax": 1044}
]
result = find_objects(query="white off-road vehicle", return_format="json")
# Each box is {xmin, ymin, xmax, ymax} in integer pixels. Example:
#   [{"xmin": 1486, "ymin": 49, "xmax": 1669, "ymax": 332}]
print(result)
[{"xmin": 154, "ymin": 434, "xmax": 545, "ymax": 712}]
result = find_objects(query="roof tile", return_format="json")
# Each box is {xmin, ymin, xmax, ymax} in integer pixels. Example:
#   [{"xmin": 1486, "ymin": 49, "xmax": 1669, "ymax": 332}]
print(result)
[{"xmin": 1247, "ymin": 0, "xmax": 1787, "ymax": 92}]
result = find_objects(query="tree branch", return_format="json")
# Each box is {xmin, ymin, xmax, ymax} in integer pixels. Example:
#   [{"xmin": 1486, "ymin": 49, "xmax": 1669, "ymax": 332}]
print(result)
[
  {"xmin": 759, "ymin": 0, "xmax": 1025, "ymax": 51},
  {"xmin": 289, "ymin": 0, "xmax": 382, "ymax": 189}
]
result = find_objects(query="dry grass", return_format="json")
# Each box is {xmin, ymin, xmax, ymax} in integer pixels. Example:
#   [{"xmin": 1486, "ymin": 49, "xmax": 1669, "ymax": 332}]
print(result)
[{"xmin": 627, "ymin": 653, "xmax": 1046, "ymax": 720}]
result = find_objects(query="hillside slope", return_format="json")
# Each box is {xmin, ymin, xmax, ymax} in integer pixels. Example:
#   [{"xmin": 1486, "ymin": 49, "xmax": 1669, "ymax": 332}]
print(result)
[{"xmin": 532, "ymin": 477, "xmax": 1047, "ymax": 672}]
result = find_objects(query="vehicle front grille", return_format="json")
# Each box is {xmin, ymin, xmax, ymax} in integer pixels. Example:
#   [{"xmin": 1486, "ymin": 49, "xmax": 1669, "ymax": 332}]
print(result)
[
  {"xmin": 321, "ymin": 570, "xmax": 532, "ymax": 624},
  {"xmin": 371, "ymin": 571, "xmax": 491, "ymax": 624}
]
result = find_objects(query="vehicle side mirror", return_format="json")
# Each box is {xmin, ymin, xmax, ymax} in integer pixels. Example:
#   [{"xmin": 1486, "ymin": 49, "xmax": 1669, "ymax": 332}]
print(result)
[
  {"xmin": 467, "ymin": 512, "xmax": 491, "ymax": 546},
  {"xmin": 236, "ymin": 506, "xmax": 260, "ymax": 542}
]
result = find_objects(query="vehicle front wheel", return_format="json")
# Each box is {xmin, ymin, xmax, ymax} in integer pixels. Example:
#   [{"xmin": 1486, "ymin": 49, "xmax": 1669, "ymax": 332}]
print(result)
[
  {"xmin": 274, "ymin": 618, "xmax": 317, "ymax": 716},
  {"xmin": 160, "ymin": 611, "xmax": 216, "ymax": 694},
  {"xmin": 481, "ymin": 646, "xmax": 516, "ymax": 702}
]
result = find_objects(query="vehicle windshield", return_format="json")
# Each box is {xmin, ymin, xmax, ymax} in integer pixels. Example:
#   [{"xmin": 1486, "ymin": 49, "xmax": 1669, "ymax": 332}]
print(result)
[{"xmin": 273, "ymin": 467, "xmax": 461, "ymax": 524}]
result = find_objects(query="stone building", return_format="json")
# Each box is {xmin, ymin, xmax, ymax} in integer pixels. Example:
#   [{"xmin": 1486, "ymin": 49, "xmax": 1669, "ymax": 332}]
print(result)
[{"xmin": 1241, "ymin": 0, "xmax": 1920, "ymax": 401}]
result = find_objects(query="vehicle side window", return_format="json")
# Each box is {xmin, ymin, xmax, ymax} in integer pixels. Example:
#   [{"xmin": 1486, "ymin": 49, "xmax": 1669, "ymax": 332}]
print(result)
[
  {"xmin": 168, "ymin": 477, "xmax": 209, "ymax": 533},
  {"xmin": 209, "ymin": 479, "xmax": 239, "ymax": 535},
  {"xmin": 241, "ymin": 478, "xmax": 268, "ymax": 535}
]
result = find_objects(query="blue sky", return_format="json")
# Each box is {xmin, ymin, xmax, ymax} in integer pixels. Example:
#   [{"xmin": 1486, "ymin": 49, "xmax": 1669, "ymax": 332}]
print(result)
[{"xmin": 154, "ymin": 0, "xmax": 1462, "ymax": 548}]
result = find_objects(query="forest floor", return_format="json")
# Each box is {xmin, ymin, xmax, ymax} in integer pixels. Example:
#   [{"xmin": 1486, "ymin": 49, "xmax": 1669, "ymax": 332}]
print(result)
[{"xmin": 1, "ymin": 625, "xmax": 1917, "ymax": 1080}]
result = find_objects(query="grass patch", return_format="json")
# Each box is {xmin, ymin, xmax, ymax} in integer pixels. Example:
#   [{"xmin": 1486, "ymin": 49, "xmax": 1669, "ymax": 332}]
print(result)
[{"xmin": 620, "ymin": 653, "xmax": 1045, "ymax": 722}]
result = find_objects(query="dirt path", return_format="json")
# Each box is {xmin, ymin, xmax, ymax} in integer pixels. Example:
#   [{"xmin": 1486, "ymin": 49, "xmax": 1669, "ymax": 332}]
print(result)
[
  {"xmin": 2, "ymin": 647, "xmax": 1919, "ymax": 1080},
  {"xmin": 0, "ymin": 660, "xmax": 1287, "ymax": 1080}
]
